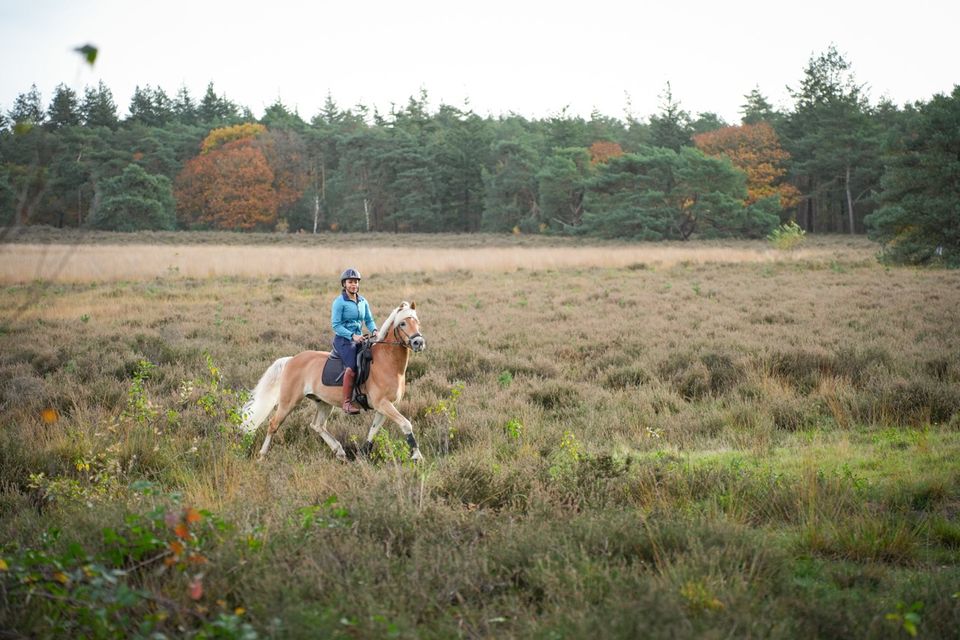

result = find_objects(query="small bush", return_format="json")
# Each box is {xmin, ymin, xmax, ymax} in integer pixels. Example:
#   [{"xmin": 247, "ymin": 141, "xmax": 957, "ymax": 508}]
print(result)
[
  {"xmin": 603, "ymin": 365, "xmax": 651, "ymax": 389},
  {"xmin": 800, "ymin": 516, "xmax": 918, "ymax": 564},
  {"xmin": 442, "ymin": 350, "xmax": 495, "ymax": 382},
  {"xmin": 767, "ymin": 220, "xmax": 806, "ymax": 250},
  {"xmin": 659, "ymin": 351, "xmax": 744, "ymax": 400},
  {"xmin": 767, "ymin": 349, "xmax": 832, "ymax": 394},
  {"xmin": 864, "ymin": 377, "xmax": 960, "ymax": 425},
  {"xmin": 438, "ymin": 459, "xmax": 530, "ymax": 510},
  {"xmin": 530, "ymin": 382, "xmax": 582, "ymax": 411}
]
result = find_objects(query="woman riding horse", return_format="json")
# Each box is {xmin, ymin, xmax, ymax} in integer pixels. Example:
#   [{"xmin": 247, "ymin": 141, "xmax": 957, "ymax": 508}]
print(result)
[
  {"xmin": 331, "ymin": 267, "xmax": 377, "ymax": 415},
  {"xmin": 241, "ymin": 300, "xmax": 426, "ymax": 461}
]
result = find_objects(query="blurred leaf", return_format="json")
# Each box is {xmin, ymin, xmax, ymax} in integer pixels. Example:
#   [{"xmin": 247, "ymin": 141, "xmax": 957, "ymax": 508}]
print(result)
[{"xmin": 74, "ymin": 44, "xmax": 98, "ymax": 65}]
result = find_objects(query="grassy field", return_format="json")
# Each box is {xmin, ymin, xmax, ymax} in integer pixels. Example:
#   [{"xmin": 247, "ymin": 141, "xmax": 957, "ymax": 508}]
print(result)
[
  {"xmin": 0, "ymin": 228, "xmax": 876, "ymax": 284},
  {"xmin": 1, "ymin": 234, "xmax": 958, "ymax": 638}
]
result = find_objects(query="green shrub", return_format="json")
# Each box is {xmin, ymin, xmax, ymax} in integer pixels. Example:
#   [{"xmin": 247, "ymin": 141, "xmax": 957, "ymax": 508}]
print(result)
[
  {"xmin": 767, "ymin": 220, "xmax": 806, "ymax": 250},
  {"xmin": 659, "ymin": 350, "xmax": 744, "ymax": 399},
  {"xmin": 767, "ymin": 349, "xmax": 832, "ymax": 394},
  {"xmin": 604, "ymin": 365, "xmax": 651, "ymax": 389},
  {"xmin": 530, "ymin": 382, "xmax": 582, "ymax": 411},
  {"xmin": 799, "ymin": 515, "xmax": 918, "ymax": 564}
]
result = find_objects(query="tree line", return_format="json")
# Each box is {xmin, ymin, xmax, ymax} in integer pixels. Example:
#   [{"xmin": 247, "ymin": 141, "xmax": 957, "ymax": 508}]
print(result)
[{"xmin": 1, "ymin": 45, "xmax": 957, "ymax": 265}]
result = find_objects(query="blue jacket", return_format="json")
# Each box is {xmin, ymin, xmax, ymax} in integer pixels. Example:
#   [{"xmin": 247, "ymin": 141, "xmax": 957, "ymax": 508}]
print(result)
[{"xmin": 331, "ymin": 291, "xmax": 377, "ymax": 340}]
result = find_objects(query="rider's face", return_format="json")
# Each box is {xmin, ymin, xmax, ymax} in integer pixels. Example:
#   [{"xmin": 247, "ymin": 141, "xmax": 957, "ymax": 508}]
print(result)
[{"xmin": 344, "ymin": 278, "xmax": 360, "ymax": 294}]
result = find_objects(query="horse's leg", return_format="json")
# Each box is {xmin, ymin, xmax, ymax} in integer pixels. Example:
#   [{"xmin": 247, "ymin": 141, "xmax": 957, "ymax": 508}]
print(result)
[
  {"xmin": 257, "ymin": 399, "xmax": 296, "ymax": 459},
  {"xmin": 372, "ymin": 400, "xmax": 423, "ymax": 461},
  {"xmin": 258, "ymin": 376, "xmax": 305, "ymax": 459},
  {"xmin": 308, "ymin": 402, "xmax": 346, "ymax": 462},
  {"xmin": 359, "ymin": 412, "xmax": 387, "ymax": 458}
]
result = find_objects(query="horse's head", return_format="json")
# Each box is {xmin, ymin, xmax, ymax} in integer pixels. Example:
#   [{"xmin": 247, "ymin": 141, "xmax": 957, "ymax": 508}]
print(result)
[{"xmin": 379, "ymin": 301, "xmax": 425, "ymax": 352}]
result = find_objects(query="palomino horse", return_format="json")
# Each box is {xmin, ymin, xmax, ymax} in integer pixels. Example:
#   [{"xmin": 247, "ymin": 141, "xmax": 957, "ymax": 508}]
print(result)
[{"xmin": 240, "ymin": 301, "xmax": 426, "ymax": 461}]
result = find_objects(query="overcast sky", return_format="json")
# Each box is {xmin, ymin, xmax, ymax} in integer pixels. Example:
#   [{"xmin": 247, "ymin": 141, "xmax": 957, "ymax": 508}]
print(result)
[{"xmin": 2, "ymin": 0, "xmax": 957, "ymax": 125}]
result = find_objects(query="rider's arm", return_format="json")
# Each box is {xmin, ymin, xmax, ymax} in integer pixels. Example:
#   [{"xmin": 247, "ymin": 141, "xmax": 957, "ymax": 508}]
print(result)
[
  {"xmin": 331, "ymin": 298, "xmax": 355, "ymax": 340},
  {"xmin": 363, "ymin": 301, "xmax": 377, "ymax": 336}
]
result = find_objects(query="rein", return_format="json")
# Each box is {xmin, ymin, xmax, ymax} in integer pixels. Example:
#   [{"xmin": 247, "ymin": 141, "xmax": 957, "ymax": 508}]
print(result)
[{"xmin": 372, "ymin": 324, "xmax": 420, "ymax": 350}]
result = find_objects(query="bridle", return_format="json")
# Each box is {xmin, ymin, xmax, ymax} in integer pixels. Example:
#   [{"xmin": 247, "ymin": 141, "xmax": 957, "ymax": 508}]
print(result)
[{"xmin": 373, "ymin": 321, "xmax": 423, "ymax": 351}]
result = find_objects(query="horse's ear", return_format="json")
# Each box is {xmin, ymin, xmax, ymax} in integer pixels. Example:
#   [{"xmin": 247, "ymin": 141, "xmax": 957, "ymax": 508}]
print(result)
[{"xmin": 410, "ymin": 301, "xmax": 416, "ymax": 310}]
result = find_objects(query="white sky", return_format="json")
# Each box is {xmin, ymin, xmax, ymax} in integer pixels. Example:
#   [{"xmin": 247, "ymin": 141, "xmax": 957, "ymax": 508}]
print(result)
[{"xmin": 2, "ymin": 0, "xmax": 957, "ymax": 125}]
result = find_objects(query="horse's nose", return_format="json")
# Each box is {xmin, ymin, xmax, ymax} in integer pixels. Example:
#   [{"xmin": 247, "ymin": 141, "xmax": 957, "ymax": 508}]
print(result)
[{"xmin": 411, "ymin": 335, "xmax": 425, "ymax": 352}]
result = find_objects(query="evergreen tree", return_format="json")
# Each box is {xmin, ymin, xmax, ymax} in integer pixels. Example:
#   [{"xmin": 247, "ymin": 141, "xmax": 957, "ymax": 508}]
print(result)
[
  {"xmin": 580, "ymin": 146, "xmax": 766, "ymax": 240},
  {"xmin": 783, "ymin": 46, "xmax": 881, "ymax": 233},
  {"xmin": 740, "ymin": 87, "xmax": 778, "ymax": 125},
  {"xmin": 173, "ymin": 85, "xmax": 198, "ymax": 125},
  {"xmin": 8, "ymin": 85, "xmax": 45, "ymax": 127},
  {"xmin": 866, "ymin": 86, "xmax": 960, "ymax": 266},
  {"xmin": 538, "ymin": 147, "xmax": 591, "ymax": 229},
  {"xmin": 45, "ymin": 84, "xmax": 81, "ymax": 129},
  {"xmin": 81, "ymin": 81, "xmax": 119, "ymax": 128},
  {"xmin": 261, "ymin": 99, "xmax": 306, "ymax": 131},
  {"xmin": 89, "ymin": 163, "xmax": 176, "ymax": 230},
  {"xmin": 127, "ymin": 85, "xmax": 158, "ymax": 126},
  {"xmin": 384, "ymin": 131, "xmax": 438, "ymax": 232},
  {"xmin": 648, "ymin": 82, "xmax": 691, "ymax": 151},
  {"xmin": 481, "ymin": 138, "xmax": 540, "ymax": 232},
  {"xmin": 690, "ymin": 112, "xmax": 727, "ymax": 136},
  {"xmin": 0, "ymin": 125, "xmax": 58, "ymax": 226},
  {"xmin": 544, "ymin": 107, "xmax": 589, "ymax": 150},
  {"xmin": 37, "ymin": 126, "xmax": 98, "ymax": 227},
  {"xmin": 428, "ymin": 106, "xmax": 492, "ymax": 232},
  {"xmin": 152, "ymin": 87, "xmax": 174, "ymax": 126},
  {"xmin": 316, "ymin": 93, "xmax": 343, "ymax": 126},
  {"xmin": 198, "ymin": 82, "xmax": 240, "ymax": 125}
]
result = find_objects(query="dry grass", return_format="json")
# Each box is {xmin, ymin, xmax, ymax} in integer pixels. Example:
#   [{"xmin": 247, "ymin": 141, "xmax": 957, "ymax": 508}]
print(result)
[
  {"xmin": 0, "ymin": 233, "xmax": 877, "ymax": 283},
  {"xmin": 1, "ymin": 236, "xmax": 959, "ymax": 637}
]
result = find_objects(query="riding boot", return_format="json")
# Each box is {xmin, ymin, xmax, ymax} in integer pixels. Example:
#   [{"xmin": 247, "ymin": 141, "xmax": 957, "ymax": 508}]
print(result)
[{"xmin": 341, "ymin": 368, "xmax": 360, "ymax": 415}]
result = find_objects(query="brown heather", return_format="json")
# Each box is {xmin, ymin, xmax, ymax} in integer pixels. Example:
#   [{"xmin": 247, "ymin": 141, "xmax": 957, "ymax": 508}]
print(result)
[{"xmin": 0, "ymin": 233, "xmax": 958, "ymax": 638}]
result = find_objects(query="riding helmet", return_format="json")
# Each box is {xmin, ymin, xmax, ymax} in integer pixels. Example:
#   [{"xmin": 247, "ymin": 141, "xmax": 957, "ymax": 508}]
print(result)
[{"xmin": 340, "ymin": 267, "xmax": 362, "ymax": 287}]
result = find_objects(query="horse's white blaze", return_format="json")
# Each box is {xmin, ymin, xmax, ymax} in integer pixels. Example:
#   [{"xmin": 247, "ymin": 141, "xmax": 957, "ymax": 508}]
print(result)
[{"xmin": 376, "ymin": 302, "xmax": 418, "ymax": 341}]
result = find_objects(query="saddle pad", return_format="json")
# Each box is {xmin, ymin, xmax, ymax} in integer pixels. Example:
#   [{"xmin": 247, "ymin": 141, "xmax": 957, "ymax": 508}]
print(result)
[{"xmin": 321, "ymin": 354, "xmax": 345, "ymax": 386}]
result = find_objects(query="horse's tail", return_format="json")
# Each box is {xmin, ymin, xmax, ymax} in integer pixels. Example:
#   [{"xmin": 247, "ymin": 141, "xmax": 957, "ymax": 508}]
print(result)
[{"xmin": 239, "ymin": 356, "xmax": 291, "ymax": 433}]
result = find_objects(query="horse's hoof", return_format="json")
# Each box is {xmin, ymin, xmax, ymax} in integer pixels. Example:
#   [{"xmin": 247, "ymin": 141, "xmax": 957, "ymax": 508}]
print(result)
[{"xmin": 410, "ymin": 449, "xmax": 424, "ymax": 462}]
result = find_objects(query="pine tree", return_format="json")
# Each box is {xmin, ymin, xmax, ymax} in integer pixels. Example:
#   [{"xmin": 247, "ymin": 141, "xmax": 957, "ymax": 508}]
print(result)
[
  {"xmin": 173, "ymin": 85, "xmax": 198, "ymax": 125},
  {"xmin": 866, "ymin": 86, "xmax": 960, "ymax": 266},
  {"xmin": 8, "ymin": 85, "xmax": 45, "ymax": 127},
  {"xmin": 648, "ymin": 83, "xmax": 691, "ymax": 151},
  {"xmin": 45, "ymin": 84, "xmax": 81, "ymax": 129},
  {"xmin": 81, "ymin": 81, "xmax": 119, "ymax": 128}
]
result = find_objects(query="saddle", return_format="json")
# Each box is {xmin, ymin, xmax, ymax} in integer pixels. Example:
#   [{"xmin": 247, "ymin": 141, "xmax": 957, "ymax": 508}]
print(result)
[{"xmin": 321, "ymin": 338, "xmax": 374, "ymax": 410}]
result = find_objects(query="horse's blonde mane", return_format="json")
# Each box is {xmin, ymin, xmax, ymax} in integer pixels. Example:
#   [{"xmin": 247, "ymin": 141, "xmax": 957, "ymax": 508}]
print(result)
[{"xmin": 377, "ymin": 302, "xmax": 418, "ymax": 340}]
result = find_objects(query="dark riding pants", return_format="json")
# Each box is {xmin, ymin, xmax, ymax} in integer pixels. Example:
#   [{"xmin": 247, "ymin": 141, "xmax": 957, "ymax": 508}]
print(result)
[{"xmin": 333, "ymin": 335, "xmax": 359, "ymax": 371}]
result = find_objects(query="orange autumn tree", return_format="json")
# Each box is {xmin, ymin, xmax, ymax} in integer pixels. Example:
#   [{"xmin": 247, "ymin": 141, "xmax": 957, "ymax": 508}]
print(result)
[
  {"xmin": 589, "ymin": 140, "xmax": 624, "ymax": 165},
  {"xmin": 200, "ymin": 122, "xmax": 267, "ymax": 154},
  {"xmin": 693, "ymin": 122, "xmax": 800, "ymax": 208},
  {"xmin": 186, "ymin": 123, "xmax": 307, "ymax": 226},
  {"xmin": 175, "ymin": 133, "xmax": 278, "ymax": 230}
]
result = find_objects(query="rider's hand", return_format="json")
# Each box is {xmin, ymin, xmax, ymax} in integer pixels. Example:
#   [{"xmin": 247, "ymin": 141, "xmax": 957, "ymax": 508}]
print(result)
[{"xmin": 352, "ymin": 334, "xmax": 363, "ymax": 343}]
